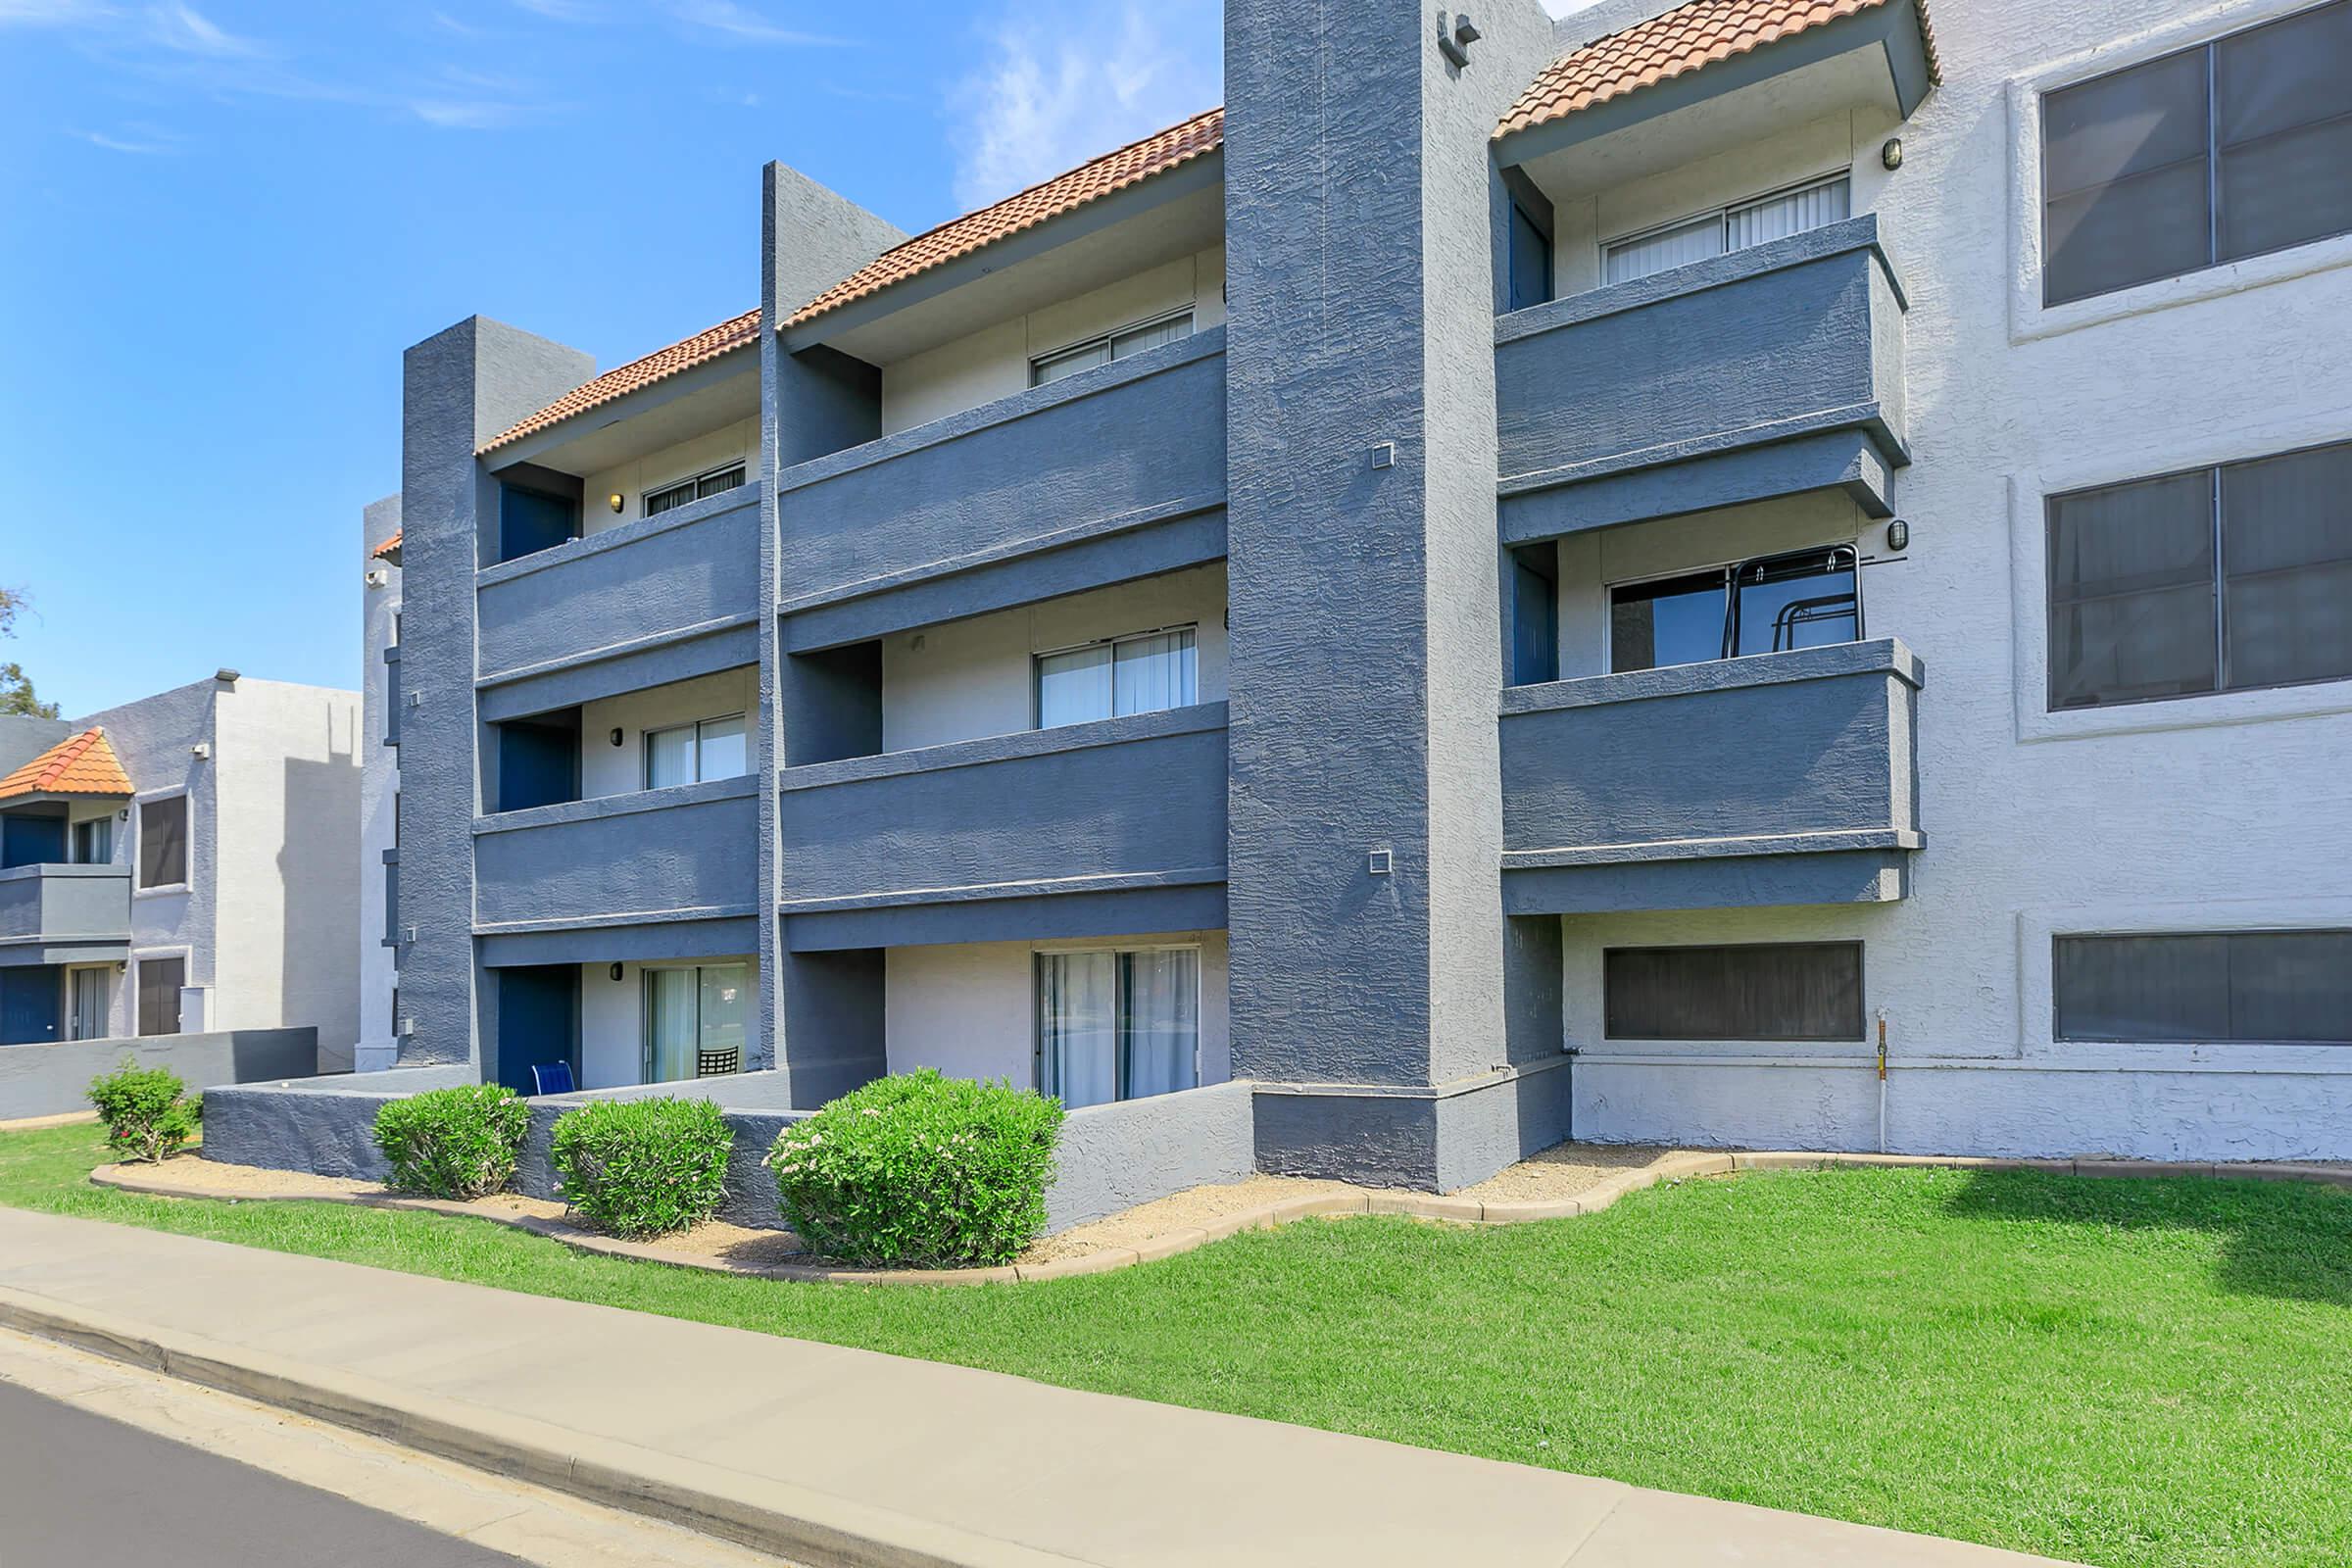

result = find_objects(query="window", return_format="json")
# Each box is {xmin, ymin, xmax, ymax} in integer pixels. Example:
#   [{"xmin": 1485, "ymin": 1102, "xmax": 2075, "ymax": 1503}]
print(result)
[
  {"xmin": 1034, "ymin": 626, "xmax": 1198, "ymax": 728},
  {"xmin": 1508, "ymin": 201, "xmax": 1553, "ymax": 312},
  {"xmin": 69, "ymin": 968, "xmax": 109, "ymax": 1042},
  {"xmin": 1604, "ymin": 944, "xmax": 1864, "ymax": 1042},
  {"xmin": 643, "ymin": 464, "xmax": 747, "ymax": 516},
  {"xmin": 644, "ymin": 963, "xmax": 749, "ymax": 1083},
  {"xmin": 1609, "ymin": 546, "xmax": 1860, "ymax": 673},
  {"xmin": 2042, "ymin": 0, "xmax": 2352, "ymax": 306},
  {"xmin": 72, "ymin": 818, "xmax": 111, "ymax": 865},
  {"xmin": 137, "ymin": 956, "xmax": 184, "ymax": 1037},
  {"xmin": 1037, "ymin": 946, "xmax": 1200, "ymax": 1108},
  {"xmin": 1029, "ymin": 311, "xmax": 1195, "ymax": 387},
  {"xmin": 2056, "ymin": 930, "xmax": 2352, "ymax": 1043},
  {"xmin": 2047, "ymin": 439, "xmax": 2352, "ymax": 710},
  {"xmin": 1603, "ymin": 175, "xmax": 1850, "ymax": 286},
  {"xmin": 643, "ymin": 713, "xmax": 749, "ymax": 789},
  {"xmin": 138, "ymin": 797, "xmax": 187, "ymax": 888}
]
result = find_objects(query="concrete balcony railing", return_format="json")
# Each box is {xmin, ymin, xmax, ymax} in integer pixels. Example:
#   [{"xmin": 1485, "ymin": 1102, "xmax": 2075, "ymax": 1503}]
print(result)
[
  {"xmin": 474, "ymin": 481, "xmax": 763, "ymax": 706},
  {"xmin": 472, "ymin": 776, "xmax": 760, "ymax": 940},
  {"xmin": 777, "ymin": 703, "xmax": 1229, "ymax": 950},
  {"xmin": 1495, "ymin": 217, "xmax": 1907, "ymax": 541},
  {"xmin": 1499, "ymin": 640, "xmax": 1923, "ymax": 913},
  {"xmin": 777, "ymin": 330, "xmax": 1227, "ymax": 648},
  {"xmin": 0, "ymin": 863, "xmax": 132, "ymax": 964}
]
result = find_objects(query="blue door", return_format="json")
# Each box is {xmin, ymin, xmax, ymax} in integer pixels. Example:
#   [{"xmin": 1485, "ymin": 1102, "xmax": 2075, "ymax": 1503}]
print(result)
[
  {"xmin": 0, "ymin": 966, "xmax": 62, "ymax": 1046},
  {"xmin": 0, "ymin": 813, "xmax": 66, "ymax": 869},
  {"xmin": 493, "ymin": 965, "xmax": 578, "ymax": 1096}
]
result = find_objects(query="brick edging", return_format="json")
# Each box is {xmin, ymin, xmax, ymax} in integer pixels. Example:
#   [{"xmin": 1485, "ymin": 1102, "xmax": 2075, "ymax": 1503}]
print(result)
[{"xmin": 88, "ymin": 1152, "xmax": 2350, "ymax": 1288}]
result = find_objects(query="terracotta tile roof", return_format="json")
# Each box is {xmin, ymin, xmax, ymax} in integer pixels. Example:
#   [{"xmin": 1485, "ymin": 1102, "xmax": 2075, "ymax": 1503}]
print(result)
[
  {"xmin": 788, "ymin": 106, "xmax": 1225, "ymax": 327},
  {"xmin": 478, "ymin": 307, "xmax": 761, "ymax": 455},
  {"xmin": 370, "ymin": 529, "xmax": 402, "ymax": 562},
  {"xmin": 0, "ymin": 728, "xmax": 132, "ymax": 801},
  {"xmin": 1496, "ymin": 0, "xmax": 1938, "ymax": 140}
]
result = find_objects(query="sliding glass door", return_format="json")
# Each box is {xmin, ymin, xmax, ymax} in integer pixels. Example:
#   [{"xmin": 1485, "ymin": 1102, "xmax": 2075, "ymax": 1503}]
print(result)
[
  {"xmin": 1037, "ymin": 947, "xmax": 1200, "ymax": 1109},
  {"xmin": 643, "ymin": 963, "xmax": 749, "ymax": 1083}
]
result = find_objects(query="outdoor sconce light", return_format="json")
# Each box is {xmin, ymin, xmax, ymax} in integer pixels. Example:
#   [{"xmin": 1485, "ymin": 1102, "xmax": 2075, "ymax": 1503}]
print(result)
[
  {"xmin": 365, "ymin": 565, "xmax": 390, "ymax": 588},
  {"xmin": 1882, "ymin": 137, "xmax": 1903, "ymax": 171},
  {"xmin": 1886, "ymin": 518, "xmax": 1910, "ymax": 552},
  {"xmin": 610, "ymin": 727, "xmax": 625, "ymax": 747},
  {"xmin": 609, "ymin": 492, "xmax": 625, "ymax": 514},
  {"xmin": 610, "ymin": 962, "xmax": 624, "ymax": 982},
  {"xmin": 1439, "ymin": 13, "xmax": 1480, "ymax": 66}
]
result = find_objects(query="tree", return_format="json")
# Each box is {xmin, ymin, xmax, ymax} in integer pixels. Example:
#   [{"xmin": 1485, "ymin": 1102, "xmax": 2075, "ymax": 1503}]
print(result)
[{"xmin": 0, "ymin": 586, "xmax": 60, "ymax": 719}]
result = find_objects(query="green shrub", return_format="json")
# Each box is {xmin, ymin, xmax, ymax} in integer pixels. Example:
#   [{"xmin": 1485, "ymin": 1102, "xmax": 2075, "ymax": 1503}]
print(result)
[
  {"xmin": 766, "ymin": 1069, "xmax": 1063, "ymax": 1269},
  {"xmin": 86, "ymin": 1061, "xmax": 199, "ymax": 1164},
  {"xmin": 371, "ymin": 1085, "xmax": 528, "ymax": 1199},
  {"xmin": 550, "ymin": 1097, "xmax": 733, "ymax": 1240}
]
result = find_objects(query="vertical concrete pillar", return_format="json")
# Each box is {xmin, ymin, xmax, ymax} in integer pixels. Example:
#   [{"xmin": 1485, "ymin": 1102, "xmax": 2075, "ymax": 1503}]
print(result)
[
  {"xmin": 396, "ymin": 318, "xmax": 594, "ymax": 1075},
  {"xmin": 759, "ymin": 164, "xmax": 906, "ymax": 1105},
  {"xmin": 1225, "ymin": 0, "xmax": 1571, "ymax": 1186}
]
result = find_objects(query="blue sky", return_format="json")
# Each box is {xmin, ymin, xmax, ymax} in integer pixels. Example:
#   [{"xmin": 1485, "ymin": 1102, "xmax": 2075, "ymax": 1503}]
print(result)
[{"xmin": 0, "ymin": 0, "xmax": 1228, "ymax": 714}]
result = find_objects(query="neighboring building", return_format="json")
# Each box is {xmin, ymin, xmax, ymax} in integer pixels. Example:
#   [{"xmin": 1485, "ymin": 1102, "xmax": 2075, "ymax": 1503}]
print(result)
[
  {"xmin": 362, "ymin": 0, "xmax": 2352, "ymax": 1180},
  {"xmin": 0, "ymin": 674, "xmax": 362, "ymax": 1060},
  {"xmin": 359, "ymin": 502, "xmax": 404, "ymax": 1073}
]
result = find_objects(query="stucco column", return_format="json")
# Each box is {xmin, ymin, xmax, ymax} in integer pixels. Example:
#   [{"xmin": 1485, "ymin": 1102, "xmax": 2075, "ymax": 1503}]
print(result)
[
  {"xmin": 1224, "ymin": 0, "xmax": 1570, "ymax": 1187},
  {"xmin": 396, "ymin": 318, "xmax": 593, "ymax": 1076}
]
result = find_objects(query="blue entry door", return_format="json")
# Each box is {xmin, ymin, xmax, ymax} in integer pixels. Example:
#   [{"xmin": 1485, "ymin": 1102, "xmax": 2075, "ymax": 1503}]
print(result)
[
  {"xmin": 0, "ymin": 966, "xmax": 62, "ymax": 1046},
  {"xmin": 493, "ymin": 965, "xmax": 578, "ymax": 1095}
]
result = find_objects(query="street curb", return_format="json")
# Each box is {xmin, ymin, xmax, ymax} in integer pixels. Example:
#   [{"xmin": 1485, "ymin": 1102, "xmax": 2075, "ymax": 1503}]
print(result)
[
  {"xmin": 0, "ymin": 1285, "xmax": 1092, "ymax": 1568},
  {"xmin": 88, "ymin": 1150, "xmax": 2352, "ymax": 1288}
]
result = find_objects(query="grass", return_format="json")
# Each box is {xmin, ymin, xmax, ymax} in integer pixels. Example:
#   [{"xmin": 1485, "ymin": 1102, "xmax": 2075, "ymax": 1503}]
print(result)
[{"xmin": 5, "ymin": 1124, "xmax": 2348, "ymax": 1568}]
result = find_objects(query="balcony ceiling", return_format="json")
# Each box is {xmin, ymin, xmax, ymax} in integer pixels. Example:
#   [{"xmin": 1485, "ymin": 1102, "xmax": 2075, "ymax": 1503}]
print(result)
[{"xmin": 487, "ymin": 354, "xmax": 759, "ymax": 479}]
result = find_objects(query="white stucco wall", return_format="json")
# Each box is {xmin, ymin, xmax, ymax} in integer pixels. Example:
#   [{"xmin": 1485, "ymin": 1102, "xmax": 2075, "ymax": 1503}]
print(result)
[
  {"xmin": 878, "ymin": 249, "xmax": 1227, "ymax": 436},
  {"xmin": 577, "ymin": 665, "xmax": 758, "ymax": 798},
  {"xmin": 581, "ymin": 417, "xmax": 758, "ymax": 536},
  {"xmin": 358, "ymin": 500, "xmax": 401, "ymax": 1072},
  {"xmin": 884, "ymin": 929, "xmax": 1232, "ymax": 1092},
  {"xmin": 879, "ymin": 564, "xmax": 1228, "ymax": 752},
  {"xmin": 1555, "ymin": 0, "xmax": 2352, "ymax": 1162}
]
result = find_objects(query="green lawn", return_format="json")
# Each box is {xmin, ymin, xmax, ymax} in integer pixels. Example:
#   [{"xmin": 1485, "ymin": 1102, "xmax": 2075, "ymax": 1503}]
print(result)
[{"xmin": 4, "ymin": 1124, "xmax": 2347, "ymax": 1568}]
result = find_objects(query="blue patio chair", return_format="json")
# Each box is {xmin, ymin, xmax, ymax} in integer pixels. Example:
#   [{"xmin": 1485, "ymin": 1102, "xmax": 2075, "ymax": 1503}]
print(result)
[{"xmin": 531, "ymin": 1061, "xmax": 575, "ymax": 1097}]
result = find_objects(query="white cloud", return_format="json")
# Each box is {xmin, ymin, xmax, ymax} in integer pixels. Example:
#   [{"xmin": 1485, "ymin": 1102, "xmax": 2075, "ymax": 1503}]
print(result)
[
  {"xmin": 665, "ymin": 0, "xmax": 847, "ymax": 46},
  {"xmin": 74, "ymin": 122, "xmax": 184, "ymax": 153},
  {"xmin": 0, "ymin": 0, "xmax": 114, "ymax": 25},
  {"xmin": 143, "ymin": 1, "xmax": 260, "ymax": 55},
  {"xmin": 949, "ymin": 0, "xmax": 1219, "ymax": 211}
]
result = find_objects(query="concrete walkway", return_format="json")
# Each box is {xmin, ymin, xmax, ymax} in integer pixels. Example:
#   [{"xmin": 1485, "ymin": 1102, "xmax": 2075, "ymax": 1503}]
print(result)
[{"xmin": 0, "ymin": 1208, "xmax": 2079, "ymax": 1568}]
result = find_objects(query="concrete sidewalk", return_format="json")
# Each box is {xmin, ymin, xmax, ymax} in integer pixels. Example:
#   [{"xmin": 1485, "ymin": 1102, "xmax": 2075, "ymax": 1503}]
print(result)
[{"xmin": 0, "ymin": 1208, "xmax": 2078, "ymax": 1568}]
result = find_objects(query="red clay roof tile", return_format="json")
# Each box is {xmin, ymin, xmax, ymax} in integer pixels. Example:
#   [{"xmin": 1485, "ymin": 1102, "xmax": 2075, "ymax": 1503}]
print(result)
[
  {"xmin": 1496, "ymin": 0, "xmax": 1937, "ymax": 140},
  {"xmin": 477, "ymin": 307, "xmax": 761, "ymax": 456},
  {"xmin": 370, "ymin": 529, "xmax": 402, "ymax": 561},
  {"xmin": 0, "ymin": 728, "xmax": 133, "ymax": 801}
]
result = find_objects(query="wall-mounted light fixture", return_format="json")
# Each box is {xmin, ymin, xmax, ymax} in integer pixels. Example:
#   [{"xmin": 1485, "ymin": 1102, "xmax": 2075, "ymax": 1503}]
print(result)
[
  {"xmin": 610, "ymin": 962, "xmax": 624, "ymax": 982},
  {"xmin": 610, "ymin": 727, "xmax": 625, "ymax": 747},
  {"xmin": 1886, "ymin": 518, "xmax": 1910, "ymax": 552},
  {"xmin": 609, "ymin": 492, "xmax": 625, "ymax": 514},
  {"xmin": 365, "ymin": 565, "xmax": 390, "ymax": 588},
  {"xmin": 1439, "ymin": 12, "xmax": 1480, "ymax": 66},
  {"xmin": 190, "ymin": 743, "xmax": 211, "ymax": 760},
  {"xmin": 1882, "ymin": 137, "xmax": 1903, "ymax": 172},
  {"xmin": 1367, "ymin": 848, "xmax": 1394, "ymax": 876}
]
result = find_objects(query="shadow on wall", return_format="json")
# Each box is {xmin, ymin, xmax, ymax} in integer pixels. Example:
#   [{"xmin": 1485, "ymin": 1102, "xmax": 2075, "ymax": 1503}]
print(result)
[
  {"xmin": 277, "ymin": 743, "xmax": 362, "ymax": 1062},
  {"xmin": 1940, "ymin": 1168, "xmax": 2352, "ymax": 1308}
]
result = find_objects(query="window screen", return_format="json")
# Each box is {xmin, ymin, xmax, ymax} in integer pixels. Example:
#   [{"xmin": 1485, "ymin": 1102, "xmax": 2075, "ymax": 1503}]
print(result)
[
  {"xmin": 645, "ymin": 465, "xmax": 746, "ymax": 516},
  {"xmin": 1035, "ymin": 627, "xmax": 1198, "ymax": 728},
  {"xmin": 138, "ymin": 956, "xmax": 185, "ymax": 1037},
  {"xmin": 1604, "ymin": 944, "xmax": 1865, "ymax": 1041},
  {"xmin": 139, "ymin": 797, "xmax": 187, "ymax": 887},
  {"xmin": 1603, "ymin": 176, "xmax": 1849, "ymax": 286},
  {"xmin": 2047, "ymin": 438, "xmax": 2352, "ymax": 710},
  {"xmin": 2055, "ymin": 930, "xmax": 2352, "ymax": 1043},
  {"xmin": 2042, "ymin": 0, "xmax": 2352, "ymax": 306},
  {"xmin": 1030, "ymin": 313, "xmax": 1194, "ymax": 386}
]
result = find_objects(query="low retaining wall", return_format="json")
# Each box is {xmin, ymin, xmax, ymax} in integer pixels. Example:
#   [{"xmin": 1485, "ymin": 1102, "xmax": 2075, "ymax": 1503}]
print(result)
[
  {"xmin": 200, "ymin": 1070, "xmax": 1261, "ymax": 1236},
  {"xmin": 0, "ymin": 1028, "xmax": 320, "ymax": 1122}
]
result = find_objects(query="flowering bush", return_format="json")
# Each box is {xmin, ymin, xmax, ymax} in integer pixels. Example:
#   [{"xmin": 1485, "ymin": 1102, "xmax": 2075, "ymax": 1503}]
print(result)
[
  {"xmin": 86, "ymin": 1061, "xmax": 199, "ymax": 1163},
  {"xmin": 766, "ymin": 1069, "xmax": 1063, "ymax": 1268},
  {"xmin": 550, "ymin": 1097, "xmax": 733, "ymax": 1240},
  {"xmin": 371, "ymin": 1085, "xmax": 529, "ymax": 1200}
]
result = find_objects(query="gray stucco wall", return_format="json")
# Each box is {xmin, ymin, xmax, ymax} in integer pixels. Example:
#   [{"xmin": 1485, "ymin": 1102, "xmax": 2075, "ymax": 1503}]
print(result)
[
  {"xmin": 1048, "ymin": 1079, "xmax": 1256, "ymax": 1230},
  {"xmin": 472, "ymin": 777, "xmax": 759, "ymax": 931},
  {"xmin": 0, "ymin": 864, "xmax": 130, "ymax": 958},
  {"xmin": 2, "ymin": 1028, "xmax": 318, "ymax": 1122}
]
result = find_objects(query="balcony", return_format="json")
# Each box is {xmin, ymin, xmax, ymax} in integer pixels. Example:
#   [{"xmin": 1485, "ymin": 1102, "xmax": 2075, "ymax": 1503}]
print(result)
[
  {"xmin": 776, "ymin": 330, "xmax": 1227, "ymax": 650},
  {"xmin": 1499, "ymin": 640, "xmax": 1923, "ymax": 913},
  {"xmin": 472, "ymin": 778, "xmax": 759, "ymax": 960},
  {"xmin": 777, "ymin": 704, "xmax": 1228, "ymax": 950},
  {"xmin": 0, "ymin": 863, "xmax": 131, "ymax": 965},
  {"xmin": 474, "ymin": 482, "xmax": 762, "ymax": 719},
  {"xmin": 1495, "ymin": 217, "xmax": 1907, "ymax": 542}
]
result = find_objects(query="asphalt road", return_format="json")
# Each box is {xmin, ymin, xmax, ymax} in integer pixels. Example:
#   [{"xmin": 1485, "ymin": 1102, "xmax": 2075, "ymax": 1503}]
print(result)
[{"xmin": 0, "ymin": 1380, "xmax": 527, "ymax": 1568}]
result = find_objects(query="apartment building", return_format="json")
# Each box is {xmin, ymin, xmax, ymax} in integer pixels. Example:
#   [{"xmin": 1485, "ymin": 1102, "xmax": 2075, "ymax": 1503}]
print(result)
[
  {"xmin": 355, "ymin": 0, "xmax": 2352, "ymax": 1183},
  {"xmin": 0, "ymin": 675, "xmax": 361, "ymax": 1061}
]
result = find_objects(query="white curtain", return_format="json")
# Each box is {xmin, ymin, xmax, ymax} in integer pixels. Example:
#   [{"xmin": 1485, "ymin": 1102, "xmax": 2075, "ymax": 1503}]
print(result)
[
  {"xmin": 1039, "ymin": 951, "xmax": 1117, "ymax": 1108},
  {"xmin": 1604, "ymin": 214, "xmax": 1723, "ymax": 285},
  {"xmin": 645, "ymin": 725, "xmax": 697, "ymax": 790},
  {"xmin": 696, "ymin": 714, "xmax": 748, "ymax": 781},
  {"xmin": 1036, "ymin": 644, "xmax": 1114, "ymax": 727},
  {"xmin": 1112, "ymin": 629, "xmax": 1197, "ymax": 716},
  {"xmin": 645, "ymin": 968, "xmax": 699, "ymax": 1083},
  {"xmin": 699, "ymin": 964, "xmax": 749, "ymax": 1070},
  {"xmin": 1120, "ymin": 949, "xmax": 1200, "ymax": 1100},
  {"xmin": 1726, "ymin": 177, "xmax": 1850, "ymax": 250}
]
